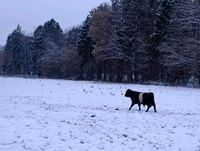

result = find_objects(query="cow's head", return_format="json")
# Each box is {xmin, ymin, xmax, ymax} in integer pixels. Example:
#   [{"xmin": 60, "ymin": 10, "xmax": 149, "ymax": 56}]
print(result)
[{"xmin": 124, "ymin": 89, "xmax": 132, "ymax": 97}]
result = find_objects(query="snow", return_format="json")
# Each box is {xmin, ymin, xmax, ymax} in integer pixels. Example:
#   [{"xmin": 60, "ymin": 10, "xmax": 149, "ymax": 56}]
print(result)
[{"xmin": 0, "ymin": 77, "xmax": 200, "ymax": 151}]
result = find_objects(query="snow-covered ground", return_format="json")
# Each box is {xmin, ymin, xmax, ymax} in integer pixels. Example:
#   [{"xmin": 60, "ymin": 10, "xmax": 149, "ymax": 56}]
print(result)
[{"xmin": 0, "ymin": 77, "xmax": 200, "ymax": 151}]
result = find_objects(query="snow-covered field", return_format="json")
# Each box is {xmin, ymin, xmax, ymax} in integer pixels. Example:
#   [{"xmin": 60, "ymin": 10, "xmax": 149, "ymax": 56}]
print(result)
[{"xmin": 0, "ymin": 77, "xmax": 200, "ymax": 151}]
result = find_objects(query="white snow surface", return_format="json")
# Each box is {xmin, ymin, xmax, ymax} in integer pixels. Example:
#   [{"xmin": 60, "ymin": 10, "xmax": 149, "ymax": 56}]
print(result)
[{"xmin": 0, "ymin": 77, "xmax": 200, "ymax": 151}]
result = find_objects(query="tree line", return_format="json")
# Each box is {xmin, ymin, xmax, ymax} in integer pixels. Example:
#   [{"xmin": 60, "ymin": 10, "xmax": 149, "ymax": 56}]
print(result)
[{"xmin": 0, "ymin": 0, "xmax": 200, "ymax": 86}]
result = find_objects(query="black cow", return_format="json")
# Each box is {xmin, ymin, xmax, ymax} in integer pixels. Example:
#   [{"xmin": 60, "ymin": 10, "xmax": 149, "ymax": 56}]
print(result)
[{"xmin": 124, "ymin": 89, "xmax": 157, "ymax": 112}]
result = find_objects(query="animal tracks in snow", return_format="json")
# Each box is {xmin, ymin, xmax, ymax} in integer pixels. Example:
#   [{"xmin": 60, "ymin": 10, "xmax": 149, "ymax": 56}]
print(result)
[{"xmin": 0, "ymin": 77, "xmax": 200, "ymax": 151}]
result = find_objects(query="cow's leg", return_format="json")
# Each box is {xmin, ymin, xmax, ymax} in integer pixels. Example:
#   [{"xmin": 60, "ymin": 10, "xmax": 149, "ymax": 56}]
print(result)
[
  {"xmin": 138, "ymin": 104, "xmax": 141, "ymax": 111},
  {"xmin": 146, "ymin": 105, "xmax": 151, "ymax": 112},
  {"xmin": 129, "ymin": 102, "xmax": 134, "ymax": 110},
  {"xmin": 153, "ymin": 104, "xmax": 157, "ymax": 112}
]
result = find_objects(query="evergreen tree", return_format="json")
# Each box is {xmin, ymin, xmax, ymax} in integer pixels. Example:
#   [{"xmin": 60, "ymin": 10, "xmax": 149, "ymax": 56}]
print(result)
[
  {"xmin": 43, "ymin": 19, "xmax": 64, "ymax": 48},
  {"xmin": 33, "ymin": 19, "xmax": 65, "ymax": 77},
  {"xmin": 105, "ymin": 0, "xmax": 125, "ymax": 82},
  {"xmin": 0, "ymin": 46, "xmax": 4, "ymax": 73},
  {"xmin": 3, "ymin": 25, "xmax": 26, "ymax": 74},
  {"xmin": 33, "ymin": 25, "xmax": 46, "ymax": 75},
  {"xmin": 146, "ymin": 0, "xmax": 171, "ymax": 81},
  {"xmin": 22, "ymin": 36, "xmax": 34, "ymax": 74},
  {"xmin": 120, "ymin": 0, "xmax": 152, "ymax": 82},
  {"xmin": 159, "ymin": 0, "xmax": 200, "ymax": 84},
  {"xmin": 77, "ymin": 14, "xmax": 95, "ymax": 80}
]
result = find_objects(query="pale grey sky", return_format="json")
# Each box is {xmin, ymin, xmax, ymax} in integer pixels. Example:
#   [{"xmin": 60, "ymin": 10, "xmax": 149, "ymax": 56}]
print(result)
[{"xmin": 0, "ymin": 0, "xmax": 110, "ymax": 45}]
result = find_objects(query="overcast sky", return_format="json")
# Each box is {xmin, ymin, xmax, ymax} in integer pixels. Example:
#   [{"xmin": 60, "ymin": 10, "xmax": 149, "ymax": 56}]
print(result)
[{"xmin": 0, "ymin": 0, "xmax": 110, "ymax": 45}]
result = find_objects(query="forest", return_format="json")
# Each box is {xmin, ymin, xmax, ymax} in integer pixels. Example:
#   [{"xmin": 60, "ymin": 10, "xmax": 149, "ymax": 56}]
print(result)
[{"xmin": 0, "ymin": 0, "xmax": 200, "ymax": 86}]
